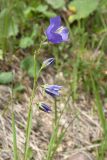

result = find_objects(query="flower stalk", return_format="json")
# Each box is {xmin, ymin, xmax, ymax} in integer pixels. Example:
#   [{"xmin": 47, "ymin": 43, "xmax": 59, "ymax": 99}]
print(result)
[
  {"xmin": 24, "ymin": 47, "xmax": 42, "ymax": 160},
  {"xmin": 54, "ymin": 98, "xmax": 58, "ymax": 127}
]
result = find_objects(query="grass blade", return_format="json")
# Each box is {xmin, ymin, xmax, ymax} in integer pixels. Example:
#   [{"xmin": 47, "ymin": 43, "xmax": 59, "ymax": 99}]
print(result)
[
  {"xmin": 24, "ymin": 106, "xmax": 32, "ymax": 160},
  {"xmin": 90, "ymin": 73, "xmax": 107, "ymax": 132},
  {"xmin": 46, "ymin": 122, "xmax": 60, "ymax": 160},
  {"xmin": 90, "ymin": 73, "xmax": 107, "ymax": 159},
  {"xmin": 12, "ymin": 112, "xmax": 18, "ymax": 160}
]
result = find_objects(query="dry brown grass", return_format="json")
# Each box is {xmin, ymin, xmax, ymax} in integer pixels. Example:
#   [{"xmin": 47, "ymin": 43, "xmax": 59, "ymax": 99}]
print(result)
[{"xmin": 0, "ymin": 71, "xmax": 102, "ymax": 160}]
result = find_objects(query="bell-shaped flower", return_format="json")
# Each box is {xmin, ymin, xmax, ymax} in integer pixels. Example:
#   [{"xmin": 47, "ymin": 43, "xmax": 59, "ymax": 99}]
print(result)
[
  {"xmin": 45, "ymin": 16, "xmax": 69, "ymax": 44},
  {"xmin": 44, "ymin": 84, "xmax": 62, "ymax": 97},
  {"xmin": 39, "ymin": 103, "xmax": 51, "ymax": 113}
]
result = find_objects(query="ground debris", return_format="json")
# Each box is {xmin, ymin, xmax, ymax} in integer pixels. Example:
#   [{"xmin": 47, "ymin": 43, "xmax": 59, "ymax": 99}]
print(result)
[{"xmin": 0, "ymin": 74, "xmax": 102, "ymax": 159}]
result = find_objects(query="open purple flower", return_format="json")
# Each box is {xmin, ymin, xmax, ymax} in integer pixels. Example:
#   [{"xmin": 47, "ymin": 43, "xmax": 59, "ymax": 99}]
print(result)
[
  {"xmin": 44, "ymin": 84, "xmax": 62, "ymax": 97},
  {"xmin": 45, "ymin": 16, "xmax": 69, "ymax": 44},
  {"xmin": 39, "ymin": 103, "xmax": 51, "ymax": 113},
  {"xmin": 42, "ymin": 58, "xmax": 54, "ymax": 68}
]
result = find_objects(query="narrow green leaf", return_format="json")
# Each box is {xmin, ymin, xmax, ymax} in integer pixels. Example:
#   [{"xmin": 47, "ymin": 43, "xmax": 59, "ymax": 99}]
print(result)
[
  {"xmin": 12, "ymin": 112, "xmax": 18, "ymax": 160},
  {"xmin": 46, "ymin": 124, "xmax": 59, "ymax": 160},
  {"xmin": 50, "ymin": 129, "xmax": 65, "ymax": 159},
  {"xmin": 71, "ymin": 56, "xmax": 80, "ymax": 100},
  {"xmin": 91, "ymin": 73, "xmax": 107, "ymax": 159},
  {"xmin": 0, "ymin": 49, "xmax": 3, "ymax": 60},
  {"xmin": 24, "ymin": 107, "xmax": 32, "ymax": 160},
  {"xmin": 91, "ymin": 73, "xmax": 107, "ymax": 132},
  {"xmin": 26, "ymin": 147, "xmax": 33, "ymax": 160}
]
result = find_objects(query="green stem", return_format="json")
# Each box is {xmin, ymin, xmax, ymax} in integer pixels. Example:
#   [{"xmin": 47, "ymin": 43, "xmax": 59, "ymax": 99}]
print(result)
[
  {"xmin": 11, "ymin": 86, "xmax": 18, "ymax": 160},
  {"xmin": 24, "ymin": 41, "xmax": 43, "ymax": 160},
  {"xmin": 54, "ymin": 98, "xmax": 57, "ymax": 127},
  {"xmin": 12, "ymin": 112, "xmax": 18, "ymax": 160}
]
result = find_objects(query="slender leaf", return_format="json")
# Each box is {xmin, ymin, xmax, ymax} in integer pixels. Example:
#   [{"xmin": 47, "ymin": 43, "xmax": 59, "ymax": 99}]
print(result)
[
  {"xmin": 24, "ymin": 106, "xmax": 32, "ymax": 160},
  {"xmin": 12, "ymin": 112, "xmax": 18, "ymax": 160}
]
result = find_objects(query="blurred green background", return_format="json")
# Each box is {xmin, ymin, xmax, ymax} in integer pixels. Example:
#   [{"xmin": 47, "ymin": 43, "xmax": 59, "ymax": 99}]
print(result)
[{"xmin": 0, "ymin": 0, "xmax": 107, "ymax": 97}]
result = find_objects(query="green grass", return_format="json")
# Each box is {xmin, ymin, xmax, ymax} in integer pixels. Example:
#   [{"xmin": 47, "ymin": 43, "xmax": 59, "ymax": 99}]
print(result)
[
  {"xmin": 91, "ymin": 73, "xmax": 107, "ymax": 159},
  {"xmin": 12, "ymin": 112, "xmax": 18, "ymax": 160}
]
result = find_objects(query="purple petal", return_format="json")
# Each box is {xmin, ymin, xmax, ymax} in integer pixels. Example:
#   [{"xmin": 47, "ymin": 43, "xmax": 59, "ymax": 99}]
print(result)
[
  {"xmin": 50, "ymin": 16, "xmax": 61, "ymax": 30},
  {"xmin": 45, "ymin": 16, "xmax": 61, "ymax": 36},
  {"xmin": 45, "ymin": 24, "xmax": 54, "ymax": 38},
  {"xmin": 49, "ymin": 85, "xmax": 62, "ymax": 88},
  {"xmin": 45, "ymin": 89, "xmax": 59, "ymax": 96},
  {"xmin": 59, "ymin": 27, "xmax": 69, "ymax": 41},
  {"xmin": 45, "ymin": 90, "xmax": 56, "ymax": 97},
  {"xmin": 47, "ymin": 32, "xmax": 63, "ymax": 44},
  {"xmin": 45, "ymin": 24, "xmax": 62, "ymax": 43},
  {"xmin": 40, "ymin": 103, "xmax": 51, "ymax": 113},
  {"xmin": 47, "ymin": 85, "xmax": 62, "ymax": 90}
]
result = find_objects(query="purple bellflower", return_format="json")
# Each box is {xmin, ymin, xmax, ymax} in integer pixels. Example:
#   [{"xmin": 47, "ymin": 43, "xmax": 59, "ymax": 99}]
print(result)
[
  {"xmin": 42, "ymin": 58, "xmax": 54, "ymax": 68},
  {"xmin": 45, "ymin": 16, "xmax": 69, "ymax": 44},
  {"xmin": 44, "ymin": 84, "xmax": 62, "ymax": 97},
  {"xmin": 39, "ymin": 103, "xmax": 51, "ymax": 113}
]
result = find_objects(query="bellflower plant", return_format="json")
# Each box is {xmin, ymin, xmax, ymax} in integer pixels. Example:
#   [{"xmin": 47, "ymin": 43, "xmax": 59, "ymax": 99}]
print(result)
[
  {"xmin": 45, "ymin": 16, "xmax": 69, "ymax": 44},
  {"xmin": 44, "ymin": 84, "xmax": 62, "ymax": 97},
  {"xmin": 20, "ymin": 15, "xmax": 69, "ymax": 160}
]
